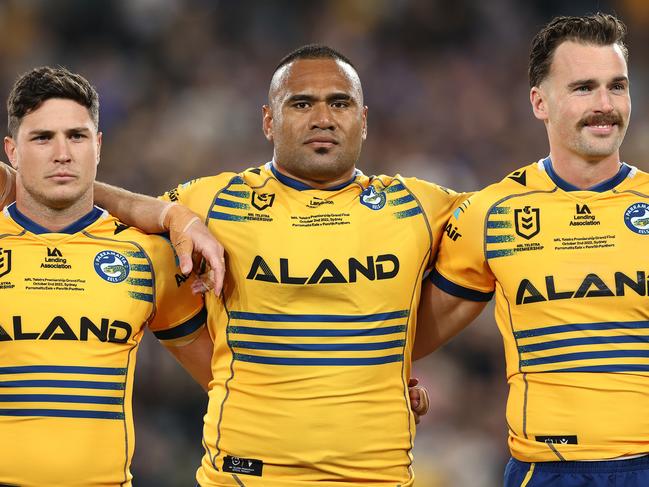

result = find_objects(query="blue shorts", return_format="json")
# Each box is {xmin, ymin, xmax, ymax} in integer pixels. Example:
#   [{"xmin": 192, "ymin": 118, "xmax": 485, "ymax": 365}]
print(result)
[{"xmin": 504, "ymin": 456, "xmax": 649, "ymax": 487}]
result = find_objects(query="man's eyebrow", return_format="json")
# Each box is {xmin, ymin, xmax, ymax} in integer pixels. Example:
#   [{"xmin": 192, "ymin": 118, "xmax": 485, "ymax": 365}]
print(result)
[
  {"xmin": 26, "ymin": 129, "xmax": 54, "ymax": 137},
  {"xmin": 285, "ymin": 92, "xmax": 356, "ymax": 104},
  {"xmin": 65, "ymin": 127, "xmax": 92, "ymax": 133},
  {"xmin": 567, "ymin": 75, "xmax": 629, "ymax": 89}
]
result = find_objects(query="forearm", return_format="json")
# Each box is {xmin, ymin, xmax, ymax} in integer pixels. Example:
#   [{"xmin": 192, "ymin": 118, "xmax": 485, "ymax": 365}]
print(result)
[
  {"xmin": 164, "ymin": 327, "xmax": 214, "ymax": 391},
  {"xmin": 94, "ymin": 181, "xmax": 167, "ymax": 233}
]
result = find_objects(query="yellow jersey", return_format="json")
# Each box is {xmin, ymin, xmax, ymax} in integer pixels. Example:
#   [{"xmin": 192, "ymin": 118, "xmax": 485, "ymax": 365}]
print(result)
[
  {"xmin": 165, "ymin": 162, "xmax": 461, "ymax": 486},
  {"xmin": 433, "ymin": 158, "xmax": 649, "ymax": 462},
  {"xmin": 0, "ymin": 203, "xmax": 205, "ymax": 487}
]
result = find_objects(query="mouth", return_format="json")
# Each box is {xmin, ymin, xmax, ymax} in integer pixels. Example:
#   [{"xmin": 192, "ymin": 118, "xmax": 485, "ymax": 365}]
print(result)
[
  {"xmin": 580, "ymin": 114, "xmax": 622, "ymax": 135},
  {"xmin": 47, "ymin": 173, "xmax": 77, "ymax": 182},
  {"xmin": 304, "ymin": 137, "xmax": 338, "ymax": 150}
]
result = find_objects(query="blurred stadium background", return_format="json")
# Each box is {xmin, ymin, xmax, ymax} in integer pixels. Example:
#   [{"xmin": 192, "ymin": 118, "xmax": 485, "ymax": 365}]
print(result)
[{"xmin": 1, "ymin": 0, "xmax": 648, "ymax": 485}]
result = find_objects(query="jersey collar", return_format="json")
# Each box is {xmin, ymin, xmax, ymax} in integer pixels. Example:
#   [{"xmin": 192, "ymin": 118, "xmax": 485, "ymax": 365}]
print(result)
[
  {"xmin": 542, "ymin": 156, "xmax": 631, "ymax": 192},
  {"xmin": 6, "ymin": 202, "xmax": 105, "ymax": 234},
  {"xmin": 267, "ymin": 161, "xmax": 361, "ymax": 191}
]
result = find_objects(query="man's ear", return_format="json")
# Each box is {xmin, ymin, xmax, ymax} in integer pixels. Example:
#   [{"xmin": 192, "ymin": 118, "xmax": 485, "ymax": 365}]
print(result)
[
  {"xmin": 530, "ymin": 86, "xmax": 548, "ymax": 121},
  {"xmin": 4, "ymin": 137, "xmax": 17, "ymax": 169},
  {"xmin": 262, "ymin": 105, "xmax": 274, "ymax": 142}
]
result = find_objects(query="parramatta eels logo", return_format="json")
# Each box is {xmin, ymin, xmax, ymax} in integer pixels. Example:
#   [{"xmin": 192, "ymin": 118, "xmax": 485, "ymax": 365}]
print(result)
[
  {"xmin": 94, "ymin": 250, "xmax": 130, "ymax": 283},
  {"xmin": 624, "ymin": 203, "xmax": 649, "ymax": 235},
  {"xmin": 360, "ymin": 186, "xmax": 386, "ymax": 210}
]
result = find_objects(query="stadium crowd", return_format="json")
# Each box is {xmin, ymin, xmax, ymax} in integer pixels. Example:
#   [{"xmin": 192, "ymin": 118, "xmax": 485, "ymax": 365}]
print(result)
[{"xmin": 1, "ymin": 0, "xmax": 648, "ymax": 485}]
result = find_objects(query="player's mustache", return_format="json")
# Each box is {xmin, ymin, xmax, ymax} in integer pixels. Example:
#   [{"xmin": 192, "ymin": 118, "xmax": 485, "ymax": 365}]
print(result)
[{"xmin": 579, "ymin": 113, "xmax": 623, "ymax": 127}]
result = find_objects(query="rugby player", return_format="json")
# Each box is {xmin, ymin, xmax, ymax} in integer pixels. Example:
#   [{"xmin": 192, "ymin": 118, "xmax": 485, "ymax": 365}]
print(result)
[
  {"xmin": 0, "ymin": 67, "xmax": 211, "ymax": 486},
  {"xmin": 417, "ymin": 13, "xmax": 649, "ymax": 486}
]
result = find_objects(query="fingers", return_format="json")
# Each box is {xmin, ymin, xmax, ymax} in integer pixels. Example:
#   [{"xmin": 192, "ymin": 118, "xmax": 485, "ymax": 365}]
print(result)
[{"xmin": 408, "ymin": 377, "xmax": 430, "ymax": 425}]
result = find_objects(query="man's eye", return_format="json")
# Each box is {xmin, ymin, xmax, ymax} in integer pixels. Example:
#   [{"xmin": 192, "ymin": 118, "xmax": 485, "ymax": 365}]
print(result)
[
  {"xmin": 294, "ymin": 102, "xmax": 310, "ymax": 109},
  {"xmin": 575, "ymin": 86, "xmax": 591, "ymax": 92},
  {"xmin": 331, "ymin": 102, "xmax": 348, "ymax": 108},
  {"xmin": 70, "ymin": 133, "xmax": 86, "ymax": 140},
  {"xmin": 32, "ymin": 135, "xmax": 49, "ymax": 142}
]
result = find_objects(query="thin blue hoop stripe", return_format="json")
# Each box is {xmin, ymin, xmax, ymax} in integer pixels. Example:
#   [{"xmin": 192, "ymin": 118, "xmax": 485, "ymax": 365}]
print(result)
[
  {"xmin": 0, "ymin": 366, "xmax": 126, "ymax": 375},
  {"xmin": 0, "ymin": 409, "xmax": 124, "ymax": 419},
  {"xmin": 230, "ymin": 339, "xmax": 405, "ymax": 351},
  {"xmin": 0, "ymin": 394, "xmax": 123, "ymax": 405},
  {"xmin": 234, "ymin": 353, "xmax": 403, "ymax": 366},
  {"xmin": 515, "ymin": 321, "xmax": 649, "ymax": 339},
  {"xmin": 522, "ymin": 349, "xmax": 649, "ymax": 367},
  {"xmin": 229, "ymin": 310, "xmax": 408, "ymax": 322},
  {"xmin": 0, "ymin": 380, "xmax": 125, "ymax": 390},
  {"xmin": 519, "ymin": 335, "xmax": 649, "ymax": 353},
  {"xmin": 228, "ymin": 325, "xmax": 406, "ymax": 337}
]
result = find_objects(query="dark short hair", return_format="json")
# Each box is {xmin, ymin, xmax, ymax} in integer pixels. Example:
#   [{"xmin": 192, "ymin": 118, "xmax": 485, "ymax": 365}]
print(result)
[
  {"xmin": 528, "ymin": 13, "xmax": 628, "ymax": 88},
  {"xmin": 274, "ymin": 44, "xmax": 356, "ymax": 75},
  {"xmin": 7, "ymin": 66, "xmax": 99, "ymax": 137}
]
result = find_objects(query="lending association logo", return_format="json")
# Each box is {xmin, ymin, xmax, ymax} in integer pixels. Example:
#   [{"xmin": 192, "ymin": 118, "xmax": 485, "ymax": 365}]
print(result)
[
  {"xmin": 624, "ymin": 202, "xmax": 649, "ymax": 235},
  {"xmin": 94, "ymin": 250, "xmax": 130, "ymax": 283},
  {"xmin": 360, "ymin": 186, "xmax": 386, "ymax": 210}
]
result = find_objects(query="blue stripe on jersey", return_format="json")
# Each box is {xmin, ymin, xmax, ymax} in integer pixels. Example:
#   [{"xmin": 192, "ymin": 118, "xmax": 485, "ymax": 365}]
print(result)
[
  {"xmin": 519, "ymin": 335, "xmax": 649, "ymax": 353},
  {"xmin": 213, "ymin": 198, "xmax": 249, "ymax": 210},
  {"xmin": 489, "ymin": 207, "xmax": 510, "ymax": 214},
  {"xmin": 385, "ymin": 183, "xmax": 406, "ymax": 193},
  {"xmin": 0, "ymin": 409, "xmax": 124, "ymax": 420},
  {"xmin": 130, "ymin": 264, "xmax": 151, "ymax": 272},
  {"xmin": 553, "ymin": 364, "xmax": 649, "ymax": 373},
  {"xmin": 487, "ymin": 220, "xmax": 512, "ymax": 228},
  {"xmin": 521, "ymin": 349, "xmax": 649, "ymax": 367},
  {"xmin": 229, "ymin": 340, "xmax": 406, "ymax": 351},
  {"xmin": 429, "ymin": 269, "xmax": 494, "ymax": 302},
  {"xmin": 514, "ymin": 321, "xmax": 649, "ymax": 339},
  {"xmin": 208, "ymin": 211, "xmax": 247, "ymax": 222},
  {"xmin": 233, "ymin": 353, "xmax": 403, "ymax": 366},
  {"xmin": 127, "ymin": 278, "xmax": 153, "ymax": 287},
  {"xmin": 126, "ymin": 251, "xmax": 146, "ymax": 259},
  {"xmin": 227, "ymin": 325, "xmax": 406, "ymax": 337},
  {"xmin": 486, "ymin": 235, "xmax": 515, "ymax": 243},
  {"xmin": 394, "ymin": 207, "xmax": 422, "ymax": 219},
  {"xmin": 389, "ymin": 194, "xmax": 415, "ymax": 206},
  {"xmin": 0, "ymin": 394, "xmax": 123, "ymax": 405},
  {"xmin": 0, "ymin": 365, "xmax": 126, "ymax": 375},
  {"xmin": 221, "ymin": 189, "xmax": 250, "ymax": 198},
  {"xmin": 128, "ymin": 291, "xmax": 153, "ymax": 302},
  {"xmin": 0, "ymin": 380, "xmax": 125, "ymax": 390},
  {"xmin": 154, "ymin": 306, "xmax": 207, "ymax": 340},
  {"xmin": 229, "ymin": 310, "xmax": 408, "ymax": 322},
  {"xmin": 486, "ymin": 249, "xmax": 515, "ymax": 259}
]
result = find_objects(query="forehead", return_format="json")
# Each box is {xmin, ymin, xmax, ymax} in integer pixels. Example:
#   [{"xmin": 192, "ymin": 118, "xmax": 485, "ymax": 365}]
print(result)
[
  {"xmin": 18, "ymin": 98, "xmax": 94, "ymax": 133},
  {"xmin": 272, "ymin": 58, "xmax": 362, "ymax": 102},
  {"xmin": 548, "ymin": 41, "xmax": 628, "ymax": 82}
]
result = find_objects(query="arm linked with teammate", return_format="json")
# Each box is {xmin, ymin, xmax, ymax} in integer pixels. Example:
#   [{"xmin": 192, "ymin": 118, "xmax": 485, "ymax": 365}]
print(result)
[
  {"xmin": 163, "ymin": 327, "xmax": 214, "ymax": 391},
  {"xmin": 413, "ymin": 279, "xmax": 487, "ymax": 360},
  {"xmin": 94, "ymin": 181, "xmax": 225, "ymax": 294}
]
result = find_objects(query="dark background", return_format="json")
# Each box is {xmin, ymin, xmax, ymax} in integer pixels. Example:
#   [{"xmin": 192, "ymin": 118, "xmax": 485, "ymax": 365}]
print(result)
[{"xmin": 1, "ymin": 1, "xmax": 647, "ymax": 485}]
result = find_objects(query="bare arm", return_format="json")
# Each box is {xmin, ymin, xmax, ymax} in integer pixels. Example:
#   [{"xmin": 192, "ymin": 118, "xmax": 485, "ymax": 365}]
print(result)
[
  {"xmin": 413, "ymin": 279, "xmax": 487, "ymax": 360},
  {"xmin": 94, "ymin": 181, "xmax": 225, "ymax": 294},
  {"xmin": 0, "ymin": 164, "xmax": 16, "ymax": 208},
  {"xmin": 163, "ymin": 327, "xmax": 214, "ymax": 391}
]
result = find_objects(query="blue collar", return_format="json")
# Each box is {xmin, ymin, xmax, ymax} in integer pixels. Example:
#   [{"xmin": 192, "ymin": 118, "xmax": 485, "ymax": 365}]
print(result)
[
  {"xmin": 7, "ymin": 203, "xmax": 104, "ymax": 234},
  {"xmin": 542, "ymin": 156, "xmax": 631, "ymax": 192},
  {"xmin": 268, "ymin": 162, "xmax": 360, "ymax": 191}
]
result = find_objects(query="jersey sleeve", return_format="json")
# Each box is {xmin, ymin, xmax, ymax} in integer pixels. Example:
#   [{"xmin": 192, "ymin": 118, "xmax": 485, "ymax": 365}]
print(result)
[
  {"xmin": 160, "ymin": 173, "xmax": 237, "ymax": 221},
  {"xmin": 146, "ymin": 235, "xmax": 207, "ymax": 346},
  {"xmin": 430, "ymin": 191, "xmax": 496, "ymax": 302}
]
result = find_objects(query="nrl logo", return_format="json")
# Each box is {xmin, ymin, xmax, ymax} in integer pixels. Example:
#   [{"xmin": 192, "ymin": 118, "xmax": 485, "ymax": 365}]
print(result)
[
  {"xmin": 514, "ymin": 206, "xmax": 540, "ymax": 239},
  {"xmin": 360, "ymin": 186, "xmax": 386, "ymax": 211},
  {"xmin": 251, "ymin": 192, "xmax": 275, "ymax": 211},
  {"xmin": 0, "ymin": 248, "xmax": 11, "ymax": 278}
]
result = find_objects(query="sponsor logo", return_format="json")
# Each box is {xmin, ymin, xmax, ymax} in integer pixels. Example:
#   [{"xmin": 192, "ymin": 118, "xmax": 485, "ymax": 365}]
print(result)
[
  {"xmin": 41, "ymin": 247, "xmax": 71, "ymax": 269},
  {"xmin": 514, "ymin": 206, "xmax": 540, "ymax": 239},
  {"xmin": 114, "ymin": 222, "xmax": 130, "ymax": 235},
  {"xmin": 570, "ymin": 203, "xmax": 600, "ymax": 226},
  {"xmin": 94, "ymin": 250, "xmax": 130, "ymax": 283},
  {"xmin": 444, "ymin": 222, "xmax": 462, "ymax": 241},
  {"xmin": 0, "ymin": 248, "xmax": 11, "ymax": 278},
  {"xmin": 516, "ymin": 271, "xmax": 648, "ymax": 305},
  {"xmin": 508, "ymin": 169, "xmax": 527, "ymax": 186},
  {"xmin": 223, "ymin": 455, "xmax": 263, "ymax": 477},
  {"xmin": 0, "ymin": 316, "xmax": 132, "ymax": 343},
  {"xmin": 307, "ymin": 197, "xmax": 334, "ymax": 208},
  {"xmin": 175, "ymin": 273, "xmax": 189, "ymax": 287},
  {"xmin": 246, "ymin": 254, "xmax": 399, "ymax": 284},
  {"xmin": 624, "ymin": 202, "xmax": 649, "ymax": 235},
  {"xmin": 535, "ymin": 435, "xmax": 578, "ymax": 445},
  {"xmin": 360, "ymin": 186, "xmax": 386, "ymax": 210},
  {"xmin": 251, "ymin": 192, "xmax": 275, "ymax": 211}
]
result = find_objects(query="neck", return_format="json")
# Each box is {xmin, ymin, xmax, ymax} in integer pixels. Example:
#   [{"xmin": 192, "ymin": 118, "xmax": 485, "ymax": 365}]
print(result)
[
  {"xmin": 15, "ymin": 190, "xmax": 93, "ymax": 232},
  {"xmin": 272, "ymin": 161, "xmax": 356, "ymax": 190},
  {"xmin": 549, "ymin": 150, "xmax": 621, "ymax": 190}
]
